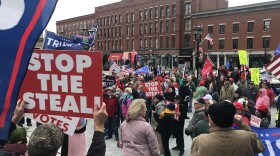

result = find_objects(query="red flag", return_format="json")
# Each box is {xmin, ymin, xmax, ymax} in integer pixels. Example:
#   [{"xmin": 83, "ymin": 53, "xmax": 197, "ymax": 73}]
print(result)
[
  {"xmin": 131, "ymin": 49, "xmax": 137, "ymax": 63},
  {"xmin": 266, "ymin": 55, "xmax": 280, "ymax": 80},
  {"xmin": 201, "ymin": 57, "xmax": 214, "ymax": 80}
]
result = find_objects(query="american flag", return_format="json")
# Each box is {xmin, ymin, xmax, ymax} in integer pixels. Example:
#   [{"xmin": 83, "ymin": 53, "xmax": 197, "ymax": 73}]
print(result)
[
  {"xmin": 109, "ymin": 60, "xmax": 117, "ymax": 73},
  {"xmin": 204, "ymin": 34, "xmax": 213, "ymax": 45},
  {"xmin": 119, "ymin": 65, "xmax": 134, "ymax": 76},
  {"xmin": 266, "ymin": 55, "xmax": 280, "ymax": 80}
]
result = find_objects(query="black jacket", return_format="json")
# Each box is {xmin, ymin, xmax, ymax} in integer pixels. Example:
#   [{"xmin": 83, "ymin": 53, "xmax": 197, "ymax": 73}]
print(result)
[
  {"xmin": 174, "ymin": 104, "xmax": 186, "ymax": 126},
  {"xmin": 153, "ymin": 112, "xmax": 174, "ymax": 136},
  {"xmin": 164, "ymin": 92, "xmax": 175, "ymax": 102},
  {"xmin": 87, "ymin": 131, "xmax": 106, "ymax": 156}
]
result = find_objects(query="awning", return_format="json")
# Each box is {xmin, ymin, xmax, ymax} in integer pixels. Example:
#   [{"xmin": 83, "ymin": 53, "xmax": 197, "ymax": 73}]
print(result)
[
  {"xmin": 108, "ymin": 53, "xmax": 123, "ymax": 61},
  {"xmin": 122, "ymin": 52, "xmax": 131, "ymax": 60}
]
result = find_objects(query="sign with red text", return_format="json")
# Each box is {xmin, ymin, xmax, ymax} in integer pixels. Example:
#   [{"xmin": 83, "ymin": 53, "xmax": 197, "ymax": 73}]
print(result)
[
  {"xmin": 25, "ymin": 113, "xmax": 79, "ymax": 136},
  {"xmin": 250, "ymin": 115, "xmax": 261, "ymax": 128},
  {"xmin": 19, "ymin": 50, "xmax": 102, "ymax": 118},
  {"xmin": 143, "ymin": 81, "xmax": 163, "ymax": 97}
]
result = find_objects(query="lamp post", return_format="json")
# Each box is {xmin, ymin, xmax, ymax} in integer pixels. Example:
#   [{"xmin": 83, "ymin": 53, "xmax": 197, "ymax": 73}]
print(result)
[
  {"xmin": 150, "ymin": 49, "xmax": 157, "ymax": 76},
  {"xmin": 193, "ymin": 26, "xmax": 204, "ymax": 78}
]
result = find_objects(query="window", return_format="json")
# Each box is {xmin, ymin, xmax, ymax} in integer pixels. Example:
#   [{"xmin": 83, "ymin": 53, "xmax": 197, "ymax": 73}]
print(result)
[
  {"xmin": 131, "ymin": 25, "xmax": 134, "ymax": 36},
  {"xmin": 149, "ymin": 9, "xmax": 153, "ymax": 19},
  {"xmin": 263, "ymin": 37, "xmax": 270, "ymax": 48},
  {"xmin": 172, "ymin": 19, "xmax": 175, "ymax": 32},
  {"xmin": 108, "ymin": 41, "xmax": 110, "ymax": 50},
  {"xmin": 119, "ymin": 40, "xmax": 122, "ymax": 50},
  {"xmin": 233, "ymin": 23, "xmax": 239, "ymax": 33},
  {"xmin": 140, "ymin": 39, "xmax": 143, "ymax": 49},
  {"xmin": 144, "ymin": 38, "xmax": 147, "ymax": 48},
  {"xmin": 111, "ymin": 28, "xmax": 114, "ymax": 37},
  {"xmin": 111, "ymin": 16, "xmax": 114, "ymax": 25},
  {"xmin": 247, "ymin": 38, "xmax": 253, "ymax": 49},
  {"xmin": 166, "ymin": 20, "xmax": 169, "ymax": 32},
  {"xmin": 155, "ymin": 37, "xmax": 158, "ymax": 49},
  {"xmin": 145, "ymin": 10, "xmax": 148, "ymax": 20},
  {"xmin": 155, "ymin": 22, "xmax": 158, "ymax": 33},
  {"xmin": 184, "ymin": 34, "xmax": 190, "ymax": 47},
  {"xmin": 131, "ymin": 13, "xmax": 134, "ymax": 22},
  {"xmin": 127, "ymin": 39, "xmax": 129, "ymax": 50},
  {"xmin": 126, "ymin": 13, "xmax": 129, "ymax": 23},
  {"xmin": 160, "ymin": 6, "xmax": 164, "ymax": 17},
  {"xmin": 219, "ymin": 25, "xmax": 225, "ymax": 34},
  {"xmin": 172, "ymin": 5, "xmax": 176, "ymax": 16},
  {"xmin": 149, "ymin": 37, "xmax": 153, "ymax": 48},
  {"xmin": 264, "ymin": 20, "xmax": 271, "ymax": 31},
  {"xmin": 166, "ymin": 36, "xmax": 169, "ymax": 48},
  {"xmin": 115, "ymin": 27, "xmax": 118, "ymax": 36},
  {"xmin": 219, "ymin": 39, "xmax": 225, "ymax": 49},
  {"xmin": 208, "ymin": 25, "xmax": 213, "ymax": 34},
  {"xmin": 108, "ymin": 16, "xmax": 110, "ymax": 25},
  {"xmin": 108, "ymin": 28, "xmax": 110, "ymax": 37},
  {"xmin": 144, "ymin": 23, "xmax": 147, "ymax": 34},
  {"xmin": 140, "ymin": 10, "xmax": 143, "ymax": 20},
  {"xmin": 119, "ymin": 26, "xmax": 122, "ymax": 36},
  {"xmin": 247, "ymin": 22, "xmax": 254, "ymax": 32},
  {"xmin": 160, "ymin": 36, "xmax": 163, "ymax": 48},
  {"xmin": 160, "ymin": 21, "xmax": 163, "ymax": 32},
  {"xmin": 185, "ymin": 3, "xmax": 191, "ymax": 14},
  {"xmin": 208, "ymin": 41, "xmax": 213, "ymax": 50},
  {"xmin": 115, "ymin": 40, "xmax": 118, "ymax": 49},
  {"xmin": 115, "ymin": 15, "xmax": 118, "ymax": 24},
  {"xmin": 150, "ymin": 22, "xmax": 153, "ymax": 34},
  {"xmin": 119, "ymin": 14, "xmax": 122, "ymax": 23},
  {"xmin": 155, "ymin": 7, "xmax": 158, "ymax": 18},
  {"xmin": 112, "ymin": 40, "xmax": 114, "ymax": 50},
  {"xmin": 171, "ymin": 35, "xmax": 175, "ymax": 48},
  {"xmin": 140, "ymin": 23, "xmax": 143, "ymax": 34},
  {"xmin": 185, "ymin": 19, "xmax": 191, "ymax": 31},
  {"xmin": 104, "ymin": 18, "xmax": 106, "ymax": 26},
  {"xmin": 132, "ymin": 39, "xmax": 134, "ymax": 49},
  {"xmin": 166, "ymin": 5, "xmax": 170, "ymax": 17},
  {"xmin": 232, "ymin": 39, "xmax": 238, "ymax": 49}
]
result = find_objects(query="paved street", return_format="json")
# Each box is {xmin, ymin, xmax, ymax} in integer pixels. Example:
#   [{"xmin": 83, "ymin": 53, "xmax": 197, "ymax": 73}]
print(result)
[{"xmin": 24, "ymin": 107, "xmax": 277, "ymax": 156}]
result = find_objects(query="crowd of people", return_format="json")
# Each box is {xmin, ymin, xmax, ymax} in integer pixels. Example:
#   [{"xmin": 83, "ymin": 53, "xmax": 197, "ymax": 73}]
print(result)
[{"xmin": 1, "ymin": 65, "xmax": 279, "ymax": 156}]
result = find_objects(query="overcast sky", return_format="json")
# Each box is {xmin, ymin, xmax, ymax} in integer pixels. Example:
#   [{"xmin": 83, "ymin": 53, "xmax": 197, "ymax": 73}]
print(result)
[{"xmin": 46, "ymin": 0, "xmax": 275, "ymax": 32}]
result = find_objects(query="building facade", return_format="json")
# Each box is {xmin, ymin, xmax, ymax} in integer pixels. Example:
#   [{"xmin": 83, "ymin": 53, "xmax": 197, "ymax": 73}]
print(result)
[{"xmin": 192, "ymin": 1, "xmax": 280, "ymax": 69}]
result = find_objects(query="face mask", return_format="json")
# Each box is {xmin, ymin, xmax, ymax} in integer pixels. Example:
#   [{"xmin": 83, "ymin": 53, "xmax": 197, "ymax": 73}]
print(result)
[
  {"xmin": 115, "ymin": 92, "xmax": 121, "ymax": 95},
  {"xmin": 123, "ymin": 92, "xmax": 128, "ymax": 96},
  {"xmin": 108, "ymin": 93, "xmax": 113, "ymax": 96}
]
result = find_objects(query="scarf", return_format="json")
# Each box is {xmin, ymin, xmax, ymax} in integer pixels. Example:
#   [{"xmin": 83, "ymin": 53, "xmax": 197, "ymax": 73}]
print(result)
[{"xmin": 159, "ymin": 108, "xmax": 175, "ymax": 119}]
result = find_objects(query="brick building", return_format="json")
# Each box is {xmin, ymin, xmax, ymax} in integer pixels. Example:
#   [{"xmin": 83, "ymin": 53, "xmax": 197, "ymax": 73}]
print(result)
[{"xmin": 192, "ymin": 1, "xmax": 280, "ymax": 69}]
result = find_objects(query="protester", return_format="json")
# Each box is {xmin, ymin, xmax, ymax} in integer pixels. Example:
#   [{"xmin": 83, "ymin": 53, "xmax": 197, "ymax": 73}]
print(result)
[
  {"xmin": 164, "ymin": 86, "xmax": 176, "ymax": 102},
  {"xmin": 256, "ymin": 88, "xmax": 270, "ymax": 108},
  {"xmin": 255, "ymin": 104, "xmax": 270, "ymax": 128},
  {"xmin": 191, "ymin": 72, "xmax": 198, "ymax": 87},
  {"xmin": 103, "ymin": 87, "xmax": 119, "ymax": 140},
  {"xmin": 231, "ymin": 88, "xmax": 243, "ymax": 103},
  {"xmin": 179, "ymin": 77, "xmax": 193, "ymax": 114},
  {"xmin": 231, "ymin": 67, "xmax": 240, "ymax": 84},
  {"xmin": 220, "ymin": 77, "xmax": 234, "ymax": 101},
  {"xmin": 120, "ymin": 99, "xmax": 160, "ymax": 156},
  {"xmin": 260, "ymin": 80, "xmax": 275, "ymax": 105},
  {"xmin": 194, "ymin": 80, "xmax": 207, "ymax": 99},
  {"xmin": 153, "ymin": 103, "xmax": 175, "ymax": 156},
  {"xmin": 121, "ymin": 87, "xmax": 134, "ymax": 120},
  {"xmin": 203, "ymin": 94, "xmax": 215, "ymax": 107},
  {"xmin": 191, "ymin": 101, "xmax": 265, "ymax": 156},
  {"xmin": 229, "ymin": 78, "xmax": 238, "ymax": 91},
  {"xmin": 204, "ymin": 73, "xmax": 216, "ymax": 90},
  {"xmin": 216, "ymin": 75, "xmax": 224, "ymax": 94},
  {"xmin": 244, "ymin": 81, "xmax": 259, "ymax": 103},
  {"xmin": 208, "ymin": 82, "xmax": 220, "ymax": 103},
  {"xmin": 233, "ymin": 102, "xmax": 250, "ymax": 126},
  {"xmin": 172, "ymin": 96, "xmax": 186, "ymax": 155},
  {"xmin": 192, "ymin": 108, "xmax": 210, "ymax": 139},
  {"xmin": 185, "ymin": 98, "xmax": 206, "ymax": 139},
  {"xmin": 236, "ymin": 76, "xmax": 247, "ymax": 94}
]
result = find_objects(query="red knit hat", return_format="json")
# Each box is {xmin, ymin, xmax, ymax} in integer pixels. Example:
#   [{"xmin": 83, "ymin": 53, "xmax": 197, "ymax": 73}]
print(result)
[
  {"xmin": 256, "ymin": 104, "xmax": 268, "ymax": 113},
  {"xmin": 199, "ymin": 80, "xmax": 205, "ymax": 86},
  {"xmin": 233, "ymin": 102, "xmax": 244, "ymax": 111}
]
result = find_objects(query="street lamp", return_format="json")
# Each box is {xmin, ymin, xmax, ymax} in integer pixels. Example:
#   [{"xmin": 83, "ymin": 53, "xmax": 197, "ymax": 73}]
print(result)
[
  {"xmin": 193, "ymin": 26, "xmax": 204, "ymax": 78},
  {"xmin": 150, "ymin": 49, "xmax": 157, "ymax": 76}
]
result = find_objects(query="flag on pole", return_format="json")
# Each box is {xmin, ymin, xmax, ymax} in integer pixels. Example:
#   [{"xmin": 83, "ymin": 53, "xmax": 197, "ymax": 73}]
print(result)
[
  {"xmin": 266, "ymin": 55, "xmax": 280, "ymax": 80},
  {"xmin": 109, "ymin": 60, "xmax": 117, "ymax": 73},
  {"xmin": 201, "ymin": 57, "xmax": 215, "ymax": 80},
  {"xmin": 274, "ymin": 43, "xmax": 280, "ymax": 55},
  {"xmin": 204, "ymin": 34, "xmax": 213, "ymax": 45},
  {"xmin": 0, "ymin": 0, "xmax": 57, "ymax": 140},
  {"xmin": 120, "ymin": 65, "xmax": 134, "ymax": 76},
  {"xmin": 131, "ymin": 49, "xmax": 137, "ymax": 63}
]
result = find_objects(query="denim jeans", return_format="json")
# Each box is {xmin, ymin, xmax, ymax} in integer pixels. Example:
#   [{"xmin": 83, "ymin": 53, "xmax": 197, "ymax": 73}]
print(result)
[{"xmin": 188, "ymin": 97, "xmax": 193, "ymax": 111}]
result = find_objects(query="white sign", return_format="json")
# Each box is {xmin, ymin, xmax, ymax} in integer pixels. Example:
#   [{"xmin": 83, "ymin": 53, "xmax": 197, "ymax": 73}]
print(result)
[
  {"xmin": 25, "ymin": 113, "xmax": 79, "ymax": 136},
  {"xmin": 250, "ymin": 115, "xmax": 261, "ymax": 128}
]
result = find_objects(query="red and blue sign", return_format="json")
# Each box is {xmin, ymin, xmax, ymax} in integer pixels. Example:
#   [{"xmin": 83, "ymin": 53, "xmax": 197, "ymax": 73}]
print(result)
[{"xmin": 0, "ymin": 0, "xmax": 57, "ymax": 140}]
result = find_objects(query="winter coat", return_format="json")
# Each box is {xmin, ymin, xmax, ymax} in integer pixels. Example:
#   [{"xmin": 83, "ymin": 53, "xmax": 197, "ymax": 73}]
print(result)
[
  {"xmin": 192, "ymin": 119, "xmax": 210, "ymax": 139},
  {"xmin": 121, "ymin": 94, "xmax": 134, "ymax": 118},
  {"xmin": 209, "ymin": 90, "xmax": 220, "ymax": 103},
  {"xmin": 220, "ymin": 85, "xmax": 235, "ymax": 102},
  {"xmin": 120, "ymin": 117, "xmax": 160, "ymax": 156},
  {"xmin": 244, "ymin": 86, "xmax": 259, "ymax": 103},
  {"xmin": 103, "ymin": 95, "xmax": 118, "ymax": 117},
  {"xmin": 0, "ymin": 144, "xmax": 27, "ymax": 156},
  {"xmin": 153, "ymin": 110, "xmax": 174, "ymax": 136},
  {"xmin": 194, "ymin": 86, "xmax": 207, "ymax": 99},
  {"xmin": 236, "ymin": 81, "xmax": 247, "ymax": 94},
  {"xmin": 164, "ymin": 92, "xmax": 175, "ymax": 102},
  {"xmin": 191, "ymin": 124, "xmax": 265, "ymax": 156},
  {"xmin": 256, "ymin": 88, "xmax": 270, "ymax": 108},
  {"xmin": 185, "ymin": 109, "xmax": 205, "ymax": 136},
  {"xmin": 151, "ymin": 101, "xmax": 165, "ymax": 129}
]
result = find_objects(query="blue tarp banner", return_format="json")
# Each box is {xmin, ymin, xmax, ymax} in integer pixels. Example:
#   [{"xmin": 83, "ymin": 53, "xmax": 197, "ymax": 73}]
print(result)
[
  {"xmin": 135, "ymin": 66, "xmax": 149, "ymax": 74},
  {"xmin": 0, "ymin": 0, "xmax": 57, "ymax": 140},
  {"xmin": 43, "ymin": 31, "xmax": 83, "ymax": 50},
  {"xmin": 251, "ymin": 127, "xmax": 280, "ymax": 156},
  {"xmin": 72, "ymin": 35, "xmax": 94, "ymax": 50}
]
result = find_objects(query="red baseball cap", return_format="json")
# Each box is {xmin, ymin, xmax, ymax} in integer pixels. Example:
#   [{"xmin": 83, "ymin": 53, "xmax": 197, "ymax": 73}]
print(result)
[
  {"xmin": 199, "ymin": 80, "xmax": 205, "ymax": 86},
  {"xmin": 256, "ymin": 104, "xmax": 268, "ymax": 112},
  {"xmin": 233, "ymin": 102, "xmax": 244, "ymax": 111}
]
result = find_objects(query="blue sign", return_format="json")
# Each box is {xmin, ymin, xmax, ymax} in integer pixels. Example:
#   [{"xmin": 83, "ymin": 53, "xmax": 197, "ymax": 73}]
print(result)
[
  {"xmin": 0, "ymin": 0, "xmax": 57, "ymax": 140},
  {"xmin": 43, "ymin": 31, "xmax": 83, "ymax": 50},
  {"xmin": 72, "ymin": 35, "xmax": 94, "ymax": 50},
  {"xmin": 251, "ymin": 127, "xmax": 280, "ymax": 156}
]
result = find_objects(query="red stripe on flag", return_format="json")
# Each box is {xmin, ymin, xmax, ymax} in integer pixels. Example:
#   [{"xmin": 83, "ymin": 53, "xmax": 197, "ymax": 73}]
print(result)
[
  {"xmin": 266, "ymin": 55, "xmax": 280, "ymax": 81},
  {"xmin": 0, "ymin": 0, "xmax": 47, "ymax": 127}
]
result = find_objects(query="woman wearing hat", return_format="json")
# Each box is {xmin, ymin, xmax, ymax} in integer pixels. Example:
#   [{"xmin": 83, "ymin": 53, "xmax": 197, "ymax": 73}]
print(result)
[
  {"xmin": 120, "ymin": 99, "xmax": 161, "ymax": 156},
  {"xmin": 233, "ymin": 102, "xmax": 250, "ymax": 126},
  {"xmin": 153, "ymin": 103, "xmax": 175, "ymax": 156},
  {"xmin": 121, "ymin": 88, "xmax": 134, "ymax": 121},
  {"xmin": 255, "ymin": 104, "xmax": 270, "ymax": 128}
]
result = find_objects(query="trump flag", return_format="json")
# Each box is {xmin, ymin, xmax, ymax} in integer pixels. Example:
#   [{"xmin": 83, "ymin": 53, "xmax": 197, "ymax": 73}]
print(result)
[{"xmin": 0, "ymin": 0, "xmax": 57, "ymax": 139}]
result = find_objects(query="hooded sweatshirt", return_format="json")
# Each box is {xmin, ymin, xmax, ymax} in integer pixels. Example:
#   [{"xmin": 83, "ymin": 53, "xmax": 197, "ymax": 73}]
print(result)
[{"xmin": 256, "ymin": 88, "xmax": 270, "ymax": 108}]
